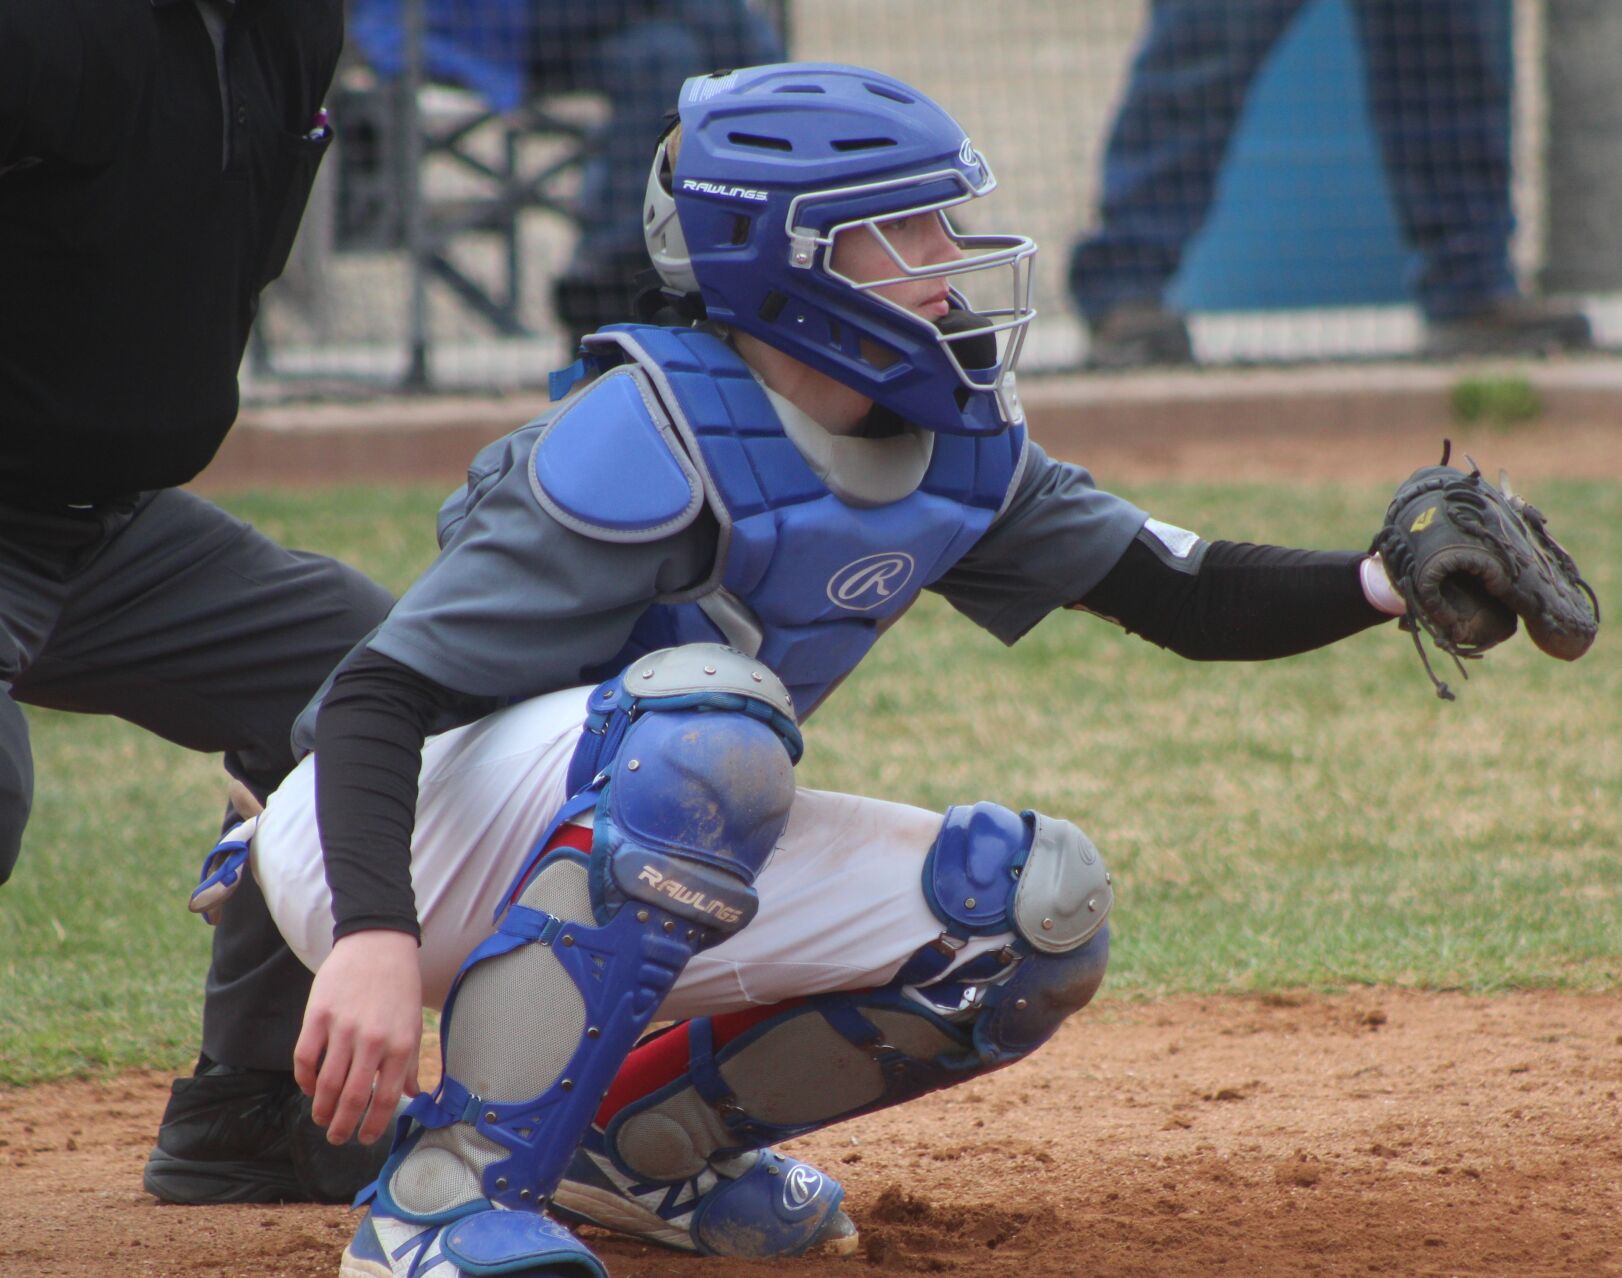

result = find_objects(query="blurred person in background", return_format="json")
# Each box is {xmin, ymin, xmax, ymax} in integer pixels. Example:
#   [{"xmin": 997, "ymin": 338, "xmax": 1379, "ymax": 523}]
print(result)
[
  {"xmin": 0, "ymin": 0, "xmax": 394, "ymax": 1206},
  {"xmin": 1070, "ymin": 0, "xmax": 1594, "ymax": 368},
  {"xmin": 349, "ymin": 0, "xmax": 785, "ymax": 344}
]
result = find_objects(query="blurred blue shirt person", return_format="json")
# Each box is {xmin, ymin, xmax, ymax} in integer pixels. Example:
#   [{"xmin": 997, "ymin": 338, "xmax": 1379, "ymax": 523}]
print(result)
[{"xmin": 1070, "ymin": 0, "xmax": 1592, "ymax": 367}]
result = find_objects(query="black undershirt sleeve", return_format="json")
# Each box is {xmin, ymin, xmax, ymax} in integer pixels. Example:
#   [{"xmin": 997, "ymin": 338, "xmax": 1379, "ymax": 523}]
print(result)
[
  {"xmin": 313, "ymin": 650, "xmax": 501, "ymax": 943},
  {"xmin": 1076, "ymin": 534, "xmax": 1391, "ymax": 660}
]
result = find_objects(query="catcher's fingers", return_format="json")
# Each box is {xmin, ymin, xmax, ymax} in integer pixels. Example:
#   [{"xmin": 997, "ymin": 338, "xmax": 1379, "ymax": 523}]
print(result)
[
  {"xmin": 296, "ymin": 929, "xmax": 423, "ymax": 1143},
  {"xmin": 361, "ymin": 1043, "xmax": 420, "ymax": 1147},
  {"xmin": 292, "ymin": 1003, "xmax": 328, "ymax": 1101},
  {"xmin": 308, "ymin": 1022, "xmax": 359, "ymax": 1141},
  {"xmin": 321, "ymin": 1030, "xmax": 383, "ymax": 1147}
]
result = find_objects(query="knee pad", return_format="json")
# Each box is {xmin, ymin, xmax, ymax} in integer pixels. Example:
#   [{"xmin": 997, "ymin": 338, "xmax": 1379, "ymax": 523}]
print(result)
[
  {"xmin": 589, "ymin": 706, "xmax": 792, "ymax": 939},
  {"xmin": 897, "ymin": 802, "xmax": 1112, "ymax": 988},
  {"xmin": 566, "ymin": 644, "xmax": 802, "ymax": 943},
  {"xmin": 925, "ymin": 802, "xmax": 1112, "ymax": 950},
  {"xmin": 914, "ymin": 802, "xmax": 1113, "ymax": 1062},
  {"xmin": 568, "ymin": 643, "xmax": 801, "ymax": 795}
]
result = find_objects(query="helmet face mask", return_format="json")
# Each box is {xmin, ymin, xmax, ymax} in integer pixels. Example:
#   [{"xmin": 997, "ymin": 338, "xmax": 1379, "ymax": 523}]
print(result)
[
  {"xmin": 641, "ymin": 63, "xmax": 1037, "ymax": 435},
  {"xmin": 818, "ymin": 196, "xmax": 1035, "ymax": 398}
]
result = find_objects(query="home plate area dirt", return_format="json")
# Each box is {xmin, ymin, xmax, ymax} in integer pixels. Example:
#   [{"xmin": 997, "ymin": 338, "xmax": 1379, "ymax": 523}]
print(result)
[{"xmin": 5, "ymin": 990, "xmax": 1620, "ymax": 1277}]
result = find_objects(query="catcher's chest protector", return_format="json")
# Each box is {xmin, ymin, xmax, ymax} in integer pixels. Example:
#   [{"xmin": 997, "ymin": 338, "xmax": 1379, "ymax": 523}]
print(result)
[{"xmin": 566, "ymin": 326, "xmax": 1025, "ymax": 718}]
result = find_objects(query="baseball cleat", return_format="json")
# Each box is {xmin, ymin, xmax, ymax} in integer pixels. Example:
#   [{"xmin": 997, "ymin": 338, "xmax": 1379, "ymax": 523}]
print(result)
[
  {"xmin": 552, "ymin": 1135, "xmax": 858, "ymax": 1258},
  {"xmin": 144, "ymin": 1057, "xmax": 391, "ymax": 1205}
]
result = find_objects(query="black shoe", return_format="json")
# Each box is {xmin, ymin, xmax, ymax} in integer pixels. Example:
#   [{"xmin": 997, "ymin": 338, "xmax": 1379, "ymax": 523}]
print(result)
[
  {"xmin": 1085, "ymin": 301, "xmax": 1196, "ymax": 369},
  {"xmin": 143, "ymin": 1058, "xmax": 391, "ymax": 1205},
  {"xmin": 1424, "ymin": 296, "xmax": 1594, "ymax": 358}
]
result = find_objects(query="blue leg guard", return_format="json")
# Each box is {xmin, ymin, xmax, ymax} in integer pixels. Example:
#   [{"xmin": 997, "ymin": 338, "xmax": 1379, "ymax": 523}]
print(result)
[
  {"xmin": 346, "ymin": 646, "xmax": 799, "ymax": 1278},
  {"xmin": 568, "ymin": 803, "xmax": 1111, "ymax": 1185}
]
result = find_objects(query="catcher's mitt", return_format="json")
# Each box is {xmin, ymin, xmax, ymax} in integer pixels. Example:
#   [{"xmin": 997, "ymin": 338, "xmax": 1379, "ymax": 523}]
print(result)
[{"xmin": 1371, "ymin": 441, "xmax": 1600, "ymax": 700}]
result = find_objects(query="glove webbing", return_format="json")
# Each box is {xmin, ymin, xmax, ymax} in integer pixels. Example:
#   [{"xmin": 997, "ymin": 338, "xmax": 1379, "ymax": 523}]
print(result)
[{"xmin": 1507, "ymin": 495, "xmax": 1601, "ymax": 625}]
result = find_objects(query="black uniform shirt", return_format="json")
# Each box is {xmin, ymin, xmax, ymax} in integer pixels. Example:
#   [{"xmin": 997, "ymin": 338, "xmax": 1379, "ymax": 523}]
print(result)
[{"xmin": 0, "ymin": 0, "xmax": 341, "ymax": 507}]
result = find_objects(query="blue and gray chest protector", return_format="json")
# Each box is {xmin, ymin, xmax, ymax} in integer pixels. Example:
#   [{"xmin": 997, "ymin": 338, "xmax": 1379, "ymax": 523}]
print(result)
[{"xmin": 539, "ymin": 323, "xmax": 1027, "ymax": 723}]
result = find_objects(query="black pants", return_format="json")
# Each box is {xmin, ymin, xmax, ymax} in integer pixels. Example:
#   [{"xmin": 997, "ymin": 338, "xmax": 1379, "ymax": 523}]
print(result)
[{"xmin": 0, "ymin": 487, "xmax": 394, "ymax": 1070}]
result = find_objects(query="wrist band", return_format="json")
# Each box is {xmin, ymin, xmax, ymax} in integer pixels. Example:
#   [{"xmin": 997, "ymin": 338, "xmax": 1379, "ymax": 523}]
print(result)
[{"xmin": 1360, "ymin": 554, "xmax": 1406, "ymax": 616}]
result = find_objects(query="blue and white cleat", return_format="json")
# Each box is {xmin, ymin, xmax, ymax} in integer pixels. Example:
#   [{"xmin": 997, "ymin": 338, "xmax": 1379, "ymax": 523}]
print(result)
[
  {"xmin": 342, "ymin": 1191, "xmax": 607, "ymax": 1278},
  {"xmin": 551, "ymin": 1138, "xmax": 858, "ymax": 1259}
]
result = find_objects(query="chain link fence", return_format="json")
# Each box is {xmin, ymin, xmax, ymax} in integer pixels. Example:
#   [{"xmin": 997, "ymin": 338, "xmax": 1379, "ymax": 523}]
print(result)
[{"xmin": 247, "ymin": 0, "xmax": 1622, "ymax": 399}]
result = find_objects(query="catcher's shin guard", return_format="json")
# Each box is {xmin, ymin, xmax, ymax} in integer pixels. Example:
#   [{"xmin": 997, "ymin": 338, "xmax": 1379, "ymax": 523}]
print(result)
[
  {"xmin": 351, "ymin": 647, "xmax": 799, "ymax": 1275},
  {"xmin": 571, "ymin": 803, "xmax": 1110, "ymax": 1190}
]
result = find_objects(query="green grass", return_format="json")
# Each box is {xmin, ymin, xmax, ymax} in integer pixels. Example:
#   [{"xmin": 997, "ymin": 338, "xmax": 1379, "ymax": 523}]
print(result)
[
  {"xmin": 1, "ymin": 478, "xmax": 1616, "ymax": 1085},
  {"xmin": 1450, "ymin": 372, "xmax": 1542, "ymax": 429}
]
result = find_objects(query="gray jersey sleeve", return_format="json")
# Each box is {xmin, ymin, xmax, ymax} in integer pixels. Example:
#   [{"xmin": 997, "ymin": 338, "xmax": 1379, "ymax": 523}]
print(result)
[
  {"xmin": 367, "ymin": 422, "xmax": 717, "ymax": 698},
  {"xmin": 930, "ymin": 440, "xmax": 1147, "ymax": 644}
]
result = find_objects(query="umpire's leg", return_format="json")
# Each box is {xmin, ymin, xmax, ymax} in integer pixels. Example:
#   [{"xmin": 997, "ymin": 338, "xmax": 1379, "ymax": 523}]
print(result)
[
  {"xmin": 13, "ymin": 488, "xmax": 394, "ymax": 1068},
  {"xmin": 0, "ymin": 693, "xmax": 34, "ymax": 885}
]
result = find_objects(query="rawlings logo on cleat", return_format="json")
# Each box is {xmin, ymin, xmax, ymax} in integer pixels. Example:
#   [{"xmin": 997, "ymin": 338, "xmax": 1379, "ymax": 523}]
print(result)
[
  {"xmin": 637, "ymin": 866, "xmax": 744, "ymax": 925},
  {"xmin": 783, "ymin": 1165, "xmax": 824, "ymax": 1212}
]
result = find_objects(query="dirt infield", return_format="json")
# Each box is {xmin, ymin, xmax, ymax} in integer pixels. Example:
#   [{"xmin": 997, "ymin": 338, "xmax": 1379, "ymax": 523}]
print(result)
[{"xmin": 6, "ymin": 990, "xmax": 1620, "ymax": 1278}]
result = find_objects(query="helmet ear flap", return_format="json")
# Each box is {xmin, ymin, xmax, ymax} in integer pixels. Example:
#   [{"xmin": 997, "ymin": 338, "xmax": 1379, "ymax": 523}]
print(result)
[
  {"xmin": 653, "ymin": 116, "xmax": 680, "ymax": 195},
  {"xmin": 644, "ymin": 135, "xmax": 700, "ymax": 296}
]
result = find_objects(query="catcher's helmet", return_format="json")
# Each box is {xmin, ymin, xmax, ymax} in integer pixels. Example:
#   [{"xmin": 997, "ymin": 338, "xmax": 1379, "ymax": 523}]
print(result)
[{"xmin": 643, "ymin": 63, "xmax": 1035, "ymax": 435}]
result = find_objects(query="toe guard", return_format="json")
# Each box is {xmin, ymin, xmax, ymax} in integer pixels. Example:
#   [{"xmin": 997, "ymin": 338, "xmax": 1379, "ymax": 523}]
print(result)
[
  {"xmin": 441, "ymin": 1209, "xmax": 608, "ymax": 1277},
  {"xmin": 691, "ymin": 1152, "xmax": 847, "ymax": 1258}
]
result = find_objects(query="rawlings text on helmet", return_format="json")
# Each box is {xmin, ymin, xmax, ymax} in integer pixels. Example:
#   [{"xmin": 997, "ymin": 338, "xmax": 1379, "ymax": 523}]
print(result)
[{"xmin": 681, "ymin": 178, "xmax": 769, "ymax": 203}]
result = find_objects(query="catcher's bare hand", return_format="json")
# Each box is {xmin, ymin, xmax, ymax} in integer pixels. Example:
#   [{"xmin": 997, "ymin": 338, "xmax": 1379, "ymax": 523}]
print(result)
[{"xmin": 295, "ymin": 929, "xmax": 423, "ymax": 1145}]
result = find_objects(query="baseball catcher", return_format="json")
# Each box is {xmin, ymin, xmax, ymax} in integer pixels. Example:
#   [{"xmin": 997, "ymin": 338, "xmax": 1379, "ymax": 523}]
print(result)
[
  {"xmin": 1372, "ymin": 441, "xmax": 1599, "ymax": 699},
  {"xmin": 178, "ymin": 63, "xmax": 1597, "ymax": 1278}
]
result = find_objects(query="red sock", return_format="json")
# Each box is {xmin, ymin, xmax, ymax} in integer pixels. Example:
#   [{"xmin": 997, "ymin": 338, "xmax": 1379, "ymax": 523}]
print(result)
[
  {"xmin": 505, "ymin": 821, "xmax": 594, "ymax": 909},
  {"xmin": 597, "ymin": 1000, "xmax": 806, "ymax": 1127}
]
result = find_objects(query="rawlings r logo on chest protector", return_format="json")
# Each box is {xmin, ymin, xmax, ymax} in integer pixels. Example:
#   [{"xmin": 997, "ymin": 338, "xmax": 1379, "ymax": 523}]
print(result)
[{"xmin": 827, "ymin": 552, "xmax": 916, "ymax": 611}]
